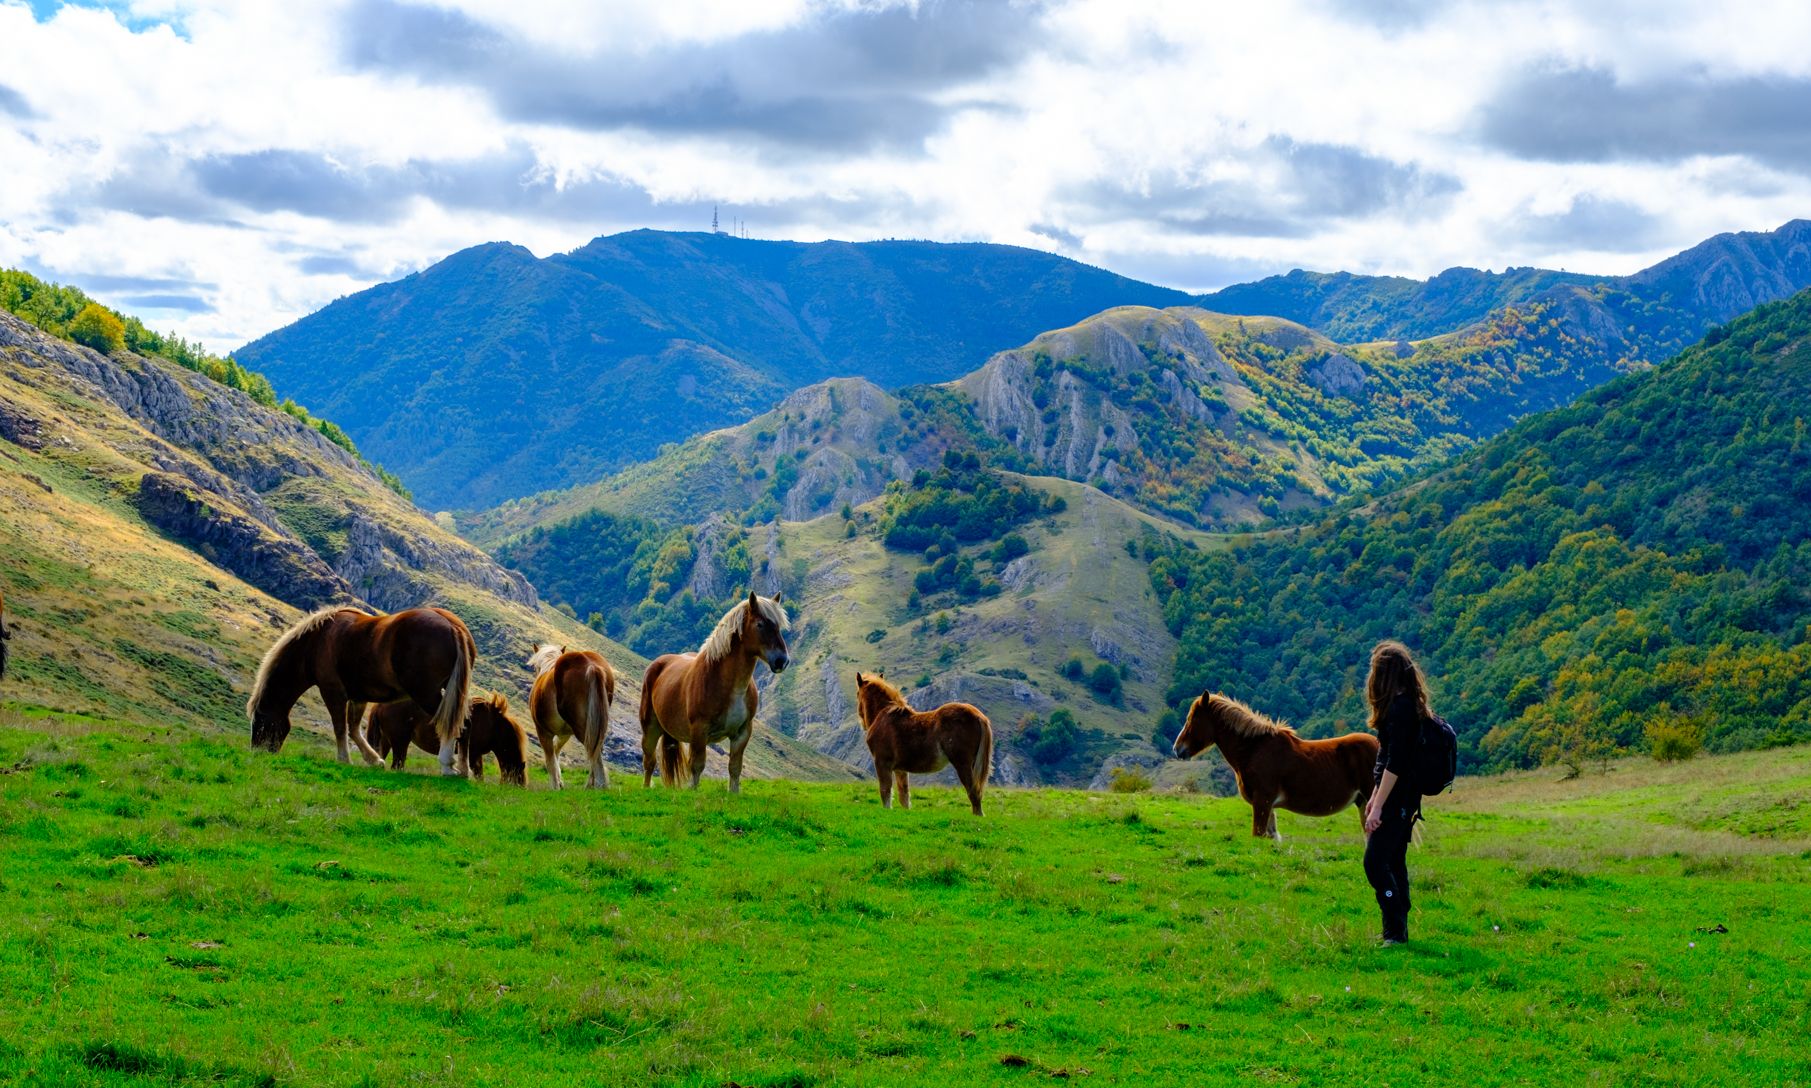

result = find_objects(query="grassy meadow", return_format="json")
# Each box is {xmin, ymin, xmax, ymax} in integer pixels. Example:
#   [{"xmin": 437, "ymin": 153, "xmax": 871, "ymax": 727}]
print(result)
[{"xmin": 0, "ymin": 710, "xmax": 1806, "ymax": 1087}]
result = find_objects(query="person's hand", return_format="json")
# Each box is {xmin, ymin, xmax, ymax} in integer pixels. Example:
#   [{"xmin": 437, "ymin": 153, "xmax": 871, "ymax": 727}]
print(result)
[{"xmin": 1364, "ymin": 806, "xmax": 1382, "ymax": 834}]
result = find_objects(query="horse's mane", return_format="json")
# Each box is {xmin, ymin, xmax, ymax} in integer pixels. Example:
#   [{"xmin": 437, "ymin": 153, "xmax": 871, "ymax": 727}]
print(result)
[
  {"xmin": 476, "ymin": 691, "xmax": 510, "ymax": 714},
  {"xmin": 528, "ymin": 644, "xmax": 563, "ymax": 676},
  {"xmin": 1206, "ymin": 693, "xmax": 1296, "ymax": 738},
  {"xmin": 246, "ymin": 606, "xmax": 361, "ymax": 717},
  {"xmin": 698, "ymin": 596, "xmax": 789, "ymax": 664},
  {"xmin": 857, "ymin": 673, "xmax": 908, "ymax": 710}
]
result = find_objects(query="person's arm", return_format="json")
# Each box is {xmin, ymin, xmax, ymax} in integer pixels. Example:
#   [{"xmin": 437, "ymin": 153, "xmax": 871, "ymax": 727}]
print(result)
[{"xmin": 1365, "ymin": 768, "xmax": 1397, "ymax": 834}]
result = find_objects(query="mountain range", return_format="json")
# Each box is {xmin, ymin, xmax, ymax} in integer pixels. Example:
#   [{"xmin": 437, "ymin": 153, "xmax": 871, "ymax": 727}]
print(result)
[
  {"xmin": 236, "ymin": 232, "xmax": 1189, "ymax": 509},
  {"xmin": 240, "ymin": 221, "xmax": 1811, "ymax": 517}
]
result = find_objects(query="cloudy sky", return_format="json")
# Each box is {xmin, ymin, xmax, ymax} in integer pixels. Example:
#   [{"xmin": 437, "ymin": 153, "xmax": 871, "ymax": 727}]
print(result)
[{"xmin": 3, "ymin": 0, "xmax": 1810, "ymax": 351}]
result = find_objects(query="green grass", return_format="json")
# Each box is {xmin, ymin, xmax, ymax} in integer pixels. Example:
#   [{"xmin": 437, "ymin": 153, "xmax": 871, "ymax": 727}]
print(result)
[{"xmin": 1, "ymin": 719, "xmax": 1807, "ymax": 1086}]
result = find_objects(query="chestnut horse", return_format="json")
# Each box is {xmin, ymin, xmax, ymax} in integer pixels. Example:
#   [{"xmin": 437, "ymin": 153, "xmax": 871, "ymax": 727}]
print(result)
[
  {"xmin": 529, "ymin": 644, "xmax": 617, "ymax": 789},
  {"xmin": 0, "ymin": 585, "xmax": 10, "ymax": 683},
  {"xmin": 854, "ymin": 672, "xmax": 993, "ymax": 815},
  {"xmin": 247, "ymin": 606, "xmax": 474, "ymax": 776},
  {"xmin": 365, "ymin": 693, "xmax": 530, "ymax": 786},
  {"xmin": 1172, "ymin": 691, "xmax": 1379, "ymax": 839},
  {"xmin": 640, "ymin": 593, "xmax": 789, "ymax": 792}
]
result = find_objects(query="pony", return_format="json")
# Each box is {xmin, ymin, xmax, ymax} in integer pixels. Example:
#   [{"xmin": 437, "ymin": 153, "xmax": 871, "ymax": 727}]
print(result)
[
  {"xmin": 640, "ymin": 592, "xmax": 789, "ymax": 792},
  {"xmin": 0, "ymin": 585, "xmax": 10, "ymax": 683},
  {"xmin": 364, "ymin": 693, "xmax": 530, "ymax": 786},
  {"xmin": 1172, "ymin": 691, "xmax": 1379, "ymax": 839},
  {"xmin": 247, "ymin": 606, "xmax": 475, "ymax": 776},
  {"xmin": 529, "ymin": 644, "xmax": 617, "ymax": 789},
  {"xmin": 854, "ymin": 672, "xmax": 993, "ymax": 815}
]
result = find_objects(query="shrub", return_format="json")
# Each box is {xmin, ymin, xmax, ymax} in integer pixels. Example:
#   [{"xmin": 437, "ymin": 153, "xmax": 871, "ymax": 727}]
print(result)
[
  {"xmin": 1646, "ymin": 716, "xmax": 1704, "ymax": 763},
  {"xmin": 1059, "ymin": 656, "xmax": 1086, "ymax": 681},
  {"xmin": 1023, "ymin": 708, "xmax": 1081, "ymax": 765},
  {"xmin": 69, "ymin": 303, "xmax": 125, "ymax": 354},
  {"xmin": 1108, "ymin": 766, "xmax": 1153, "ymax": 793},
  {"xmin": 1089, "ymin": 663, "xmax": 1124, "ymax": 702}
]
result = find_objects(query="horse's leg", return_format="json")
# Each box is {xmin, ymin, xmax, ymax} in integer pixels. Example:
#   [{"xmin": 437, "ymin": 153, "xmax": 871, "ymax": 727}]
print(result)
[
  {"xmin": 875, "ymin": 761, "xmax": 893, "ymax": 809},
  {"xmin": 1268, "ymin": 810, "xmax": 1281, "ymax": 841},
  {"xmin": 322, "ymin": 686, "xmax": 353, "ymax": 764},
  {"xmin": 344, "ymin": 701, "xmax": 382, "ymax": 767},
  {"xmin": 687, "ymin": 727, "xmax": 709, "ymax": 789},
  {"xmin": 1250, "ymin": 802, "xmax": 1274, "ymax": 839},
  {"xmin": 725, "ymin": 722, "xmax": 752, "ymax": 794},
  {"xmin": 641, "ymin": 722, "xmax": 660, "ymax": 788},
  {"xmin": 536, "ymin": 725, "xmax": 564, "ymax": 789},
  {"xmin": 895, "ymin": 772, "xmax": 911, "ymax": 810},
  {"xmin": 952, "ymin": 756, "xmax": 983, "ymax": 816}
]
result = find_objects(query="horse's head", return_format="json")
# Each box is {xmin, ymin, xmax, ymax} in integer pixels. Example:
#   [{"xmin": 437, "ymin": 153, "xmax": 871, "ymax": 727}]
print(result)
[
  {"xmin": 1172, "ymin": 692, "xmax": 1221, "ymax": 760},
  {"xmin": 854, "ymin": 671, "xmax": 904, "ymax": 731},
  {"xmin": 470, "ymin": 693, "xmax": 529, "ymax": 787},
  {"xmin": 741, "ymin": 592, "xmax": 790, "ymax": 674},
  {"xmin": 247, "ymin": 696, "xmax": 292, "ymax": 753}
]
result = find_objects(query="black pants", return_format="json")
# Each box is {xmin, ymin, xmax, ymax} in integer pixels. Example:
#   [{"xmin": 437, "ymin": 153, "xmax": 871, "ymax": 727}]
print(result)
[{"xmin": 1364, "ymin": 791, "xmax": 1420, "ymax": 941}]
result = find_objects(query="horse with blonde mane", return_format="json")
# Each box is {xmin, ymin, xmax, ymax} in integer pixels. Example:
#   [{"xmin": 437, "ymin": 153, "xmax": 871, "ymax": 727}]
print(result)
[
  {"xmin": 529, "ymin": 644, "xmax": 617, "ymax": 789},
  {"xmin": 247, "ymin": 606, "xmax": 475, "ymax": 776},
  {"xmin": 640, "ymin": 592, "xmax": 789, "ymax": 792},
  {"xmin": 854, "ymin": 672, "xmax": 993, "ymax": 815},
  {"xmin": 1172, "ymin": 691, "xmax": 1379, "ymax": 839},
  {"xmin": 364, "ymin": 693, "xmax": 531, "ymax": 786}
]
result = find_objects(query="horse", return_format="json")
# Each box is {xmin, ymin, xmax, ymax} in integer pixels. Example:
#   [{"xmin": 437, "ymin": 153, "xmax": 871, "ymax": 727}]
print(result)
[
  {"xmin": 1172, "ymin": 691, "xmax": 1379, "ymax": 839},
  {"xmin": 640, "ymin": 592, "xmax": 789, "ymax": 792},
  {"xmin": 854, "ymin": 672, "xmax": 993, "ymax": 815},
  {"xmin": 364, "ymin": 693, "xmax": 530, "ymax": 786},
  {"xmin": 528, "ymin": 644, "xmax": 617, "ymax": 789},
  {"xmin": 247, "ymin": 606, "xmax": 475, "ymax": 776},
  {"xmin": 0, "ymin": 586, "xmax": 10, "ymax": 683}
]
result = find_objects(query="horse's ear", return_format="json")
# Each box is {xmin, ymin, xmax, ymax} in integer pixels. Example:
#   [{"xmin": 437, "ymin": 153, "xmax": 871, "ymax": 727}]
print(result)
[
  {"xmin": 748, "ymin": 590, "xmax": 759, "ymax": 609},
  {"xmin": 855, "ymin": 671, "xmax": 866, "ymax": 686}
]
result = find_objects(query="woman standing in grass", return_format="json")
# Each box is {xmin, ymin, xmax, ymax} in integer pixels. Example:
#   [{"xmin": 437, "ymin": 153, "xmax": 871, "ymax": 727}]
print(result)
[{"xmin": 1362, "ymin": 640, "xmax": 1431, "ymax": 945}]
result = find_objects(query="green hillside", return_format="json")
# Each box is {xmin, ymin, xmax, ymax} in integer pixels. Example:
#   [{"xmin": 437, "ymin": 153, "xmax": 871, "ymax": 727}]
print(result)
[
  {"xmin": 0, "ymin": 308, "xmax": 847, "ymax": 783},
  {"xmin": 236, "ymin": 231, "xmax": 1189, "ymax": 509},
  {"xmin": 1150, "ymin": 289, "xmax": 1811, "ymax": 769},
  {"xmin": 2, "ymin": 721, "xmax": 1805, "ymax": 1085}
]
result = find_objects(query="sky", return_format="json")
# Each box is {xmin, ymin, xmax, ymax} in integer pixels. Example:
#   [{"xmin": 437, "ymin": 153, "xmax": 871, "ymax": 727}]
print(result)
[{"xmin": 3, "ymin": 0, "xmax": 1810, "ymax": 351}]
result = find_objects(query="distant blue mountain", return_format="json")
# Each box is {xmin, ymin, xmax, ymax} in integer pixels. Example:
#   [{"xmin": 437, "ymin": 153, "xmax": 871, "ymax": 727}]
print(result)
[{"xmin": 237, "ymin": 231, "xmax": 1189, "ymax": 509}]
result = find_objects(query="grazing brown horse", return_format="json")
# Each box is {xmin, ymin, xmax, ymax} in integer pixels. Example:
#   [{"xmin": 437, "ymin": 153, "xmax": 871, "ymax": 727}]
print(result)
[
  {"xmin": 854, "ymin": 672, "xmax": 993, "ymax": 815},
  {"xmin": 529, "ymin": 644, "xmax": 617, "ymax": 789},
  {"xmin": 0, "ymin": 586, "xmax": 10, "ymax": 683},
  {"xmin": 247, "ymin": 606, "xmax": 475, "ymax": 776},
  {"xmin": 640, "ymin": 593, "xmax": 789, "ymax": 792},
  {"xmin": 364, "ymin": 693, "xmax": 530, "ymax": 786},
  {"xmin": 1172, "ymin": 691, "xmax": 1379, "ymax": 839}
]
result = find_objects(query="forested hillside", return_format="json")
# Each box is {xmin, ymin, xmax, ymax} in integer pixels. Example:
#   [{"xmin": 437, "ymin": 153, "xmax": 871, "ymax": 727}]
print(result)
[{"xmin": 1151, "ymin": 290, "xmax": 1811, "ymax": 769}]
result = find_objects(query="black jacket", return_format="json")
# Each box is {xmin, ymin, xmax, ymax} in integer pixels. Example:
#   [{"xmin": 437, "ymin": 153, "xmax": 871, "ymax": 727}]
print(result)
[{"xmin": 1373, "ymin": 692, "xmax": 1421, "ymax": 788}]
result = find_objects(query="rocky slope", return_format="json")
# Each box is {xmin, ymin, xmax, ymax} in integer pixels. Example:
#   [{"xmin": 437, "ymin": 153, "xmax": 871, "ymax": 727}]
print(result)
[
  {"xmin": 463, "ymin": 377, "xmax": 996, "ymax": 547},
  {"xmin": 0, "ymin": 311, "xmax": 853, "ymax": 781}
]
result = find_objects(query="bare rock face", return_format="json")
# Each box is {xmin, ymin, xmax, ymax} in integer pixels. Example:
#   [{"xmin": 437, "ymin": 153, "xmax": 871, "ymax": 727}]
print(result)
[
  {"xmin": 684, "ymin": 514, "xmax": 741, "ymax": 601},
  {"xmin": 1304, "ymin": 352, "xmax": 1367, "ymax": 397},
  {"xmin": 135, "ymin": 472, "xmax": 353, "ymax": 610}
]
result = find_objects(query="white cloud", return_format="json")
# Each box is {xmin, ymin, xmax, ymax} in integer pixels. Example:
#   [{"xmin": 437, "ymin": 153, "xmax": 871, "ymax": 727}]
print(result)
[{"xmin": 0, "ymin": 0, "xmax": 1808, "ymax": 350}]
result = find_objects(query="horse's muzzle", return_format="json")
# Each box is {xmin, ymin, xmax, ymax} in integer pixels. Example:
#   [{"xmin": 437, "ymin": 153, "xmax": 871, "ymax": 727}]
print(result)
[{"xmin": 768, "ymin": 653, "xmax": 790, "ymax": 673}]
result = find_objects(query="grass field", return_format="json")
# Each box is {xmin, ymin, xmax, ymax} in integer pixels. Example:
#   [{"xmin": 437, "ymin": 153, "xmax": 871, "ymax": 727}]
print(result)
[{"xmin": 0, "ymin": 712, "xmax": 1806, "ymax": 1087}]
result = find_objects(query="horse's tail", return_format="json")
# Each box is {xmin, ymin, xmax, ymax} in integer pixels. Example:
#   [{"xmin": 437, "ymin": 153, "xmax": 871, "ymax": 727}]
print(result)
[
  {"xmin": 584, "ymin": 667, "xmax": 606, "ymax": 754},
  {"xmin": 974, "ymin": 715, "xmax": 993, "ymax": 789},
  {"xmin": 659, "ymin": 735, "xmax": 683, "ymax": 787},
  {"xmin": 364, "ymin": 706, "xmax": 386, "ymax": 760},
  {"xmin": 431, "ymin": 626, "xmax": 472, "ymax": 746}
]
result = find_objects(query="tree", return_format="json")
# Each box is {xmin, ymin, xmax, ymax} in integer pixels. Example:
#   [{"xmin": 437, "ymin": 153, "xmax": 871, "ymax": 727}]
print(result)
[{"xmin": 69, "ymin": 303, "xmax": 124, "ymax": 354}]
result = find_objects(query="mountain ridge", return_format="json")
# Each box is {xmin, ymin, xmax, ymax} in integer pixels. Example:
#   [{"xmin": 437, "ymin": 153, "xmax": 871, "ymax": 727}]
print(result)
[{"xmin": 238, "ymin": 230, "xmax": 1191, "ymax": 508}]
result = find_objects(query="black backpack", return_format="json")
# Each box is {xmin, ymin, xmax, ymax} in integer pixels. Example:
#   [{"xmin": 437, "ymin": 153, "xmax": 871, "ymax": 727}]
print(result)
[{"xmin": 1414, "ymin": 714, "xmax": 1458, "ymax": 796}]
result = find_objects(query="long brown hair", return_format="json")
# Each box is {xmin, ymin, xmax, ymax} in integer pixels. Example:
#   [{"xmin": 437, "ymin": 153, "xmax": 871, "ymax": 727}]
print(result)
[{"xmin": 1366, "ymin": 640, "xmax": 1432, "ymax": 731}]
